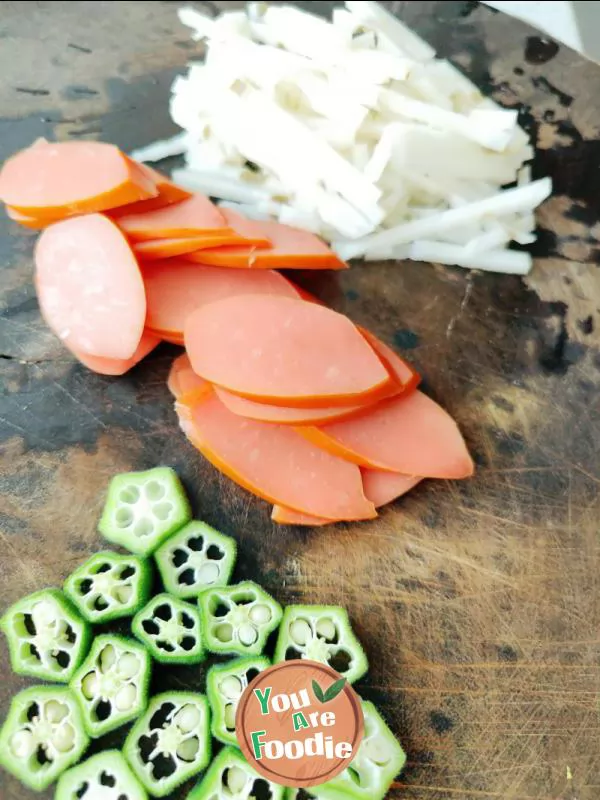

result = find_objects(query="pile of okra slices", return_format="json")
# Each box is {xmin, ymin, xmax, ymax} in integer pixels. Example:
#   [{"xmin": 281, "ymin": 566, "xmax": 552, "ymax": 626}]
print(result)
[{"xmin": 0, "ymin": 467, "xmax": 406, "ymax": 800}]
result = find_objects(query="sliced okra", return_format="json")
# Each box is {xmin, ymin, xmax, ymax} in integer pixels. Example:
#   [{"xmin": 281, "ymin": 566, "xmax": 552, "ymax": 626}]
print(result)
[
  {"xmin": 206, "ymin": 656, "xmax": 270, "ymax": 746},
  {"xmin": 70, "ymin": 634, "xmax": 151, "ymax": 738},
  {"xmin": 0, "ymin": 589, "xmax": 91, "ymax": 683},
  {"xmin": 274, "ymin": 605, "xmax": 368, "ymax": 684},
  {"xmin": 64, "ymin": 551, "xmax": 153, "ymax": 624},
  {"xmin": 198, "ymin": 581, "xmax": 282, "ymax": 657},
  {"xmin": 284, "ymin": 791, "xmax": 319, "ymax": 800},
  {"xmin": 0, "ymin": 685, "xmax": 89, "ymax": 792},
  {"xmin": 154, "ymin": 520, "xmax": 236, "ymax": 599},
  {"xmin": 56, "ymin": 750, "xmax": 148, "ymax": 800},
  {"xmin": 187, "ymin": 746, "xmax": 285, "ymax": 800},
  {"xmin": 132, "ymin": 593, "xmax": 205, "ymax": 665},
  {"xmin": 124, "ymin": 691, "xmax": 211, "ymax": 797},
  {"xmin": 314, "ymin": 700, "xmax": 406, "ymax": 800},
  {"xmin": 99, "ymin": 467, "xmax": 191, "ymax": 556}
]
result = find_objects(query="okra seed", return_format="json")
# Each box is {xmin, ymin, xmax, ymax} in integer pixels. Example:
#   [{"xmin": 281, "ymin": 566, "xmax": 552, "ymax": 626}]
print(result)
[
  {"xmin": 82, "ymin": 671, "xmax": 99, "ymax": 699},
  {"xmin": 214, "ymin": 623, "xmax": 234, "ymax": 643},
  {"xmin": 226, "ymin": 765, "xmax": 248, "ymax": 793},
  {"xmin": 289, "ymin": 619, "xmax": 312, "ymax": 646},
  {"xmin": 10, "ymin": 730, "xmax": 35, "ymax": 758},
  {"xmin": 153, "ymin": 502, "xmax": 173, "ymax": 521},
  {"xmin": 119, "ymin": 486, "xmax": 140, "ymax": 503},
  {"xmin": 249, "ymin": 604, "xmax": 272, "ymax": 625},
  {"xmin": 238, "ymin": 623, "xmax": 258, "ymax": 646},
  {"xmin": 44, "ymin": 700, "xmax": 69, "ymax": 723},
  {"xmin": 52, "ymin": 722, "xmax": 75, "ymax": 752},
  {"xmin": 145, "ymin": 480, "xmax": 166, "ymax": 501},
  {"xmin": 134, "ymin": 518, "xmax": 154, "ymax": 538},
  {"xmin": 316, "ymin": 618, "xmax": 337, "ymax": 641},
  {"xmin": 174, "ymin": 705, "xmax": 200, "ymax": 733},
  {"xmin": 100, "ymin": 645, "xmax": 117, "ymax": 672},
  {"xmin": 115, "ymin": 508, "xmax": 133, "ymax": 528},
  {"xmin": 31, "ymin": 601, "xmax": 58, "ymax": 628},
  {"xmin": 220, "ymin": 675, "xmax": 243, "ymax": 699},
  {"xmin": 364, "ymin": 736, "xmax": 393, "ymax": 765},
  {"xmin": 113, "ymin": 585, "xmax": 133, "ymax": 604},
  {"xmin": 176, "ymin": 736, "xmax": 199, "ymax": 762},
  {"xmin": 115, "ymin": 684, "xmax": 137, "ymax": 712},
  {"xmin": 117, "ymin": 653, "xmax": 141, "ymax": 679},
  {"xmin": 223, "ymin": 703, "xmax": 236, "ymax": 730},
  {"xmin": 196, "ymin": 562, "xmax": 220, "ymax": 584}
]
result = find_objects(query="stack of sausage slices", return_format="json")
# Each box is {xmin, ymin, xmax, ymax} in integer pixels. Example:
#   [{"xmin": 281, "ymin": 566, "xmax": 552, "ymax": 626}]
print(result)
[{"xmin": 0, "ymin": 139, "xmax": 473, "ymax": 525}]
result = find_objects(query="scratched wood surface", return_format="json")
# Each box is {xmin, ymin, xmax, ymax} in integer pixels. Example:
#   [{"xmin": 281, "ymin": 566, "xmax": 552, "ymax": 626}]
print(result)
[{"xmin": 1, "ymin": 2, "xmax": 599, "ymax": 799}]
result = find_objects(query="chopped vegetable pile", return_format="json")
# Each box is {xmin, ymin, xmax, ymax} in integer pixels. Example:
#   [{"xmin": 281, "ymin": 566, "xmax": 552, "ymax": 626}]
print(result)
[
  {"xmin": 0, "ymin": 133, "xmax": 474, "ymax": 525},
  {"xmin": 0, "ymin": 467, "xmax": 407, "ymax": 798},
  {"xmin": 131, "ymin": 0, "xmax": 552, "ymax": 274}
]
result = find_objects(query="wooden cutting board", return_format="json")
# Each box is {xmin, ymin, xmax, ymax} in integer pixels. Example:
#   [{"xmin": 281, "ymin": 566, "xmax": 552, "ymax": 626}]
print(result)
[{"xmin": 0, "ymin": 2, "xmax": 598, "ymax": 798}]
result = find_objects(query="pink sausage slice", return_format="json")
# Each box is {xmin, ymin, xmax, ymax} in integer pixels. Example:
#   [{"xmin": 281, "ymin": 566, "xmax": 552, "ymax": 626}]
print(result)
[
  {"xmin": 0, "ymin": 141, "xmax": 157, "ymax": 218},
  {"xmin": 271, "ymin": 469, "xmax": 420, "ymax": 526},
  {"xmin": 176, "ymin": 390, "xmax": 376, "ymax": 521},
  {"xmin": 360, "ymin": 469, "xmax": 421, "ymax": 507},
  {"xmin": 73, "ymin": 332, "xmax": 160, "ymax": 376},
  {"xmin": 185, "ymin": 217, "xmax": 347, "ymax": 270},
  {"xmin": 299, "ymin": 391, "xmax": 474, "ymax": 478},
  {"xmin": 35, "ymin": 214, "xmax": 147, "ymax": 359},
  {"xmin": 184, "ymin": 294, "xmax": 392, "ymax": 407},
  {"xmin": 117, "ymin": 193, "xmax": 230, "ymax": 241},
  {"xmin": 109, "ymin": 164, "xmax": 191, "ymax": 216},
  {"xmin": 215, "ymin": 387, "xmax": 379, "ymax": 426},
  {"xmin": 359, "ymin": 329, "xmax": 420, "ymax": 393},
  {"xmin": 143, "ymin": 262, "xmax": 301, "ymax": 338}
]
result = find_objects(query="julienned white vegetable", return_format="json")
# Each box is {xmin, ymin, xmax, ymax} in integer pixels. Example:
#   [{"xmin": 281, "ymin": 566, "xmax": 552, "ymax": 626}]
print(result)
[
  {"xmin": 131, "ymin": 1, "xmax": 552, "ymax": 275},
  {"xmin": 333, "ymin": 178, "xmax": 552, "ymax": 259}
]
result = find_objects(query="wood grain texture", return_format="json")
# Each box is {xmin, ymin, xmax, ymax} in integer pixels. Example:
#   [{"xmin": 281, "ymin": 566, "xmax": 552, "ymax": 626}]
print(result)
[{"xmin": 0, "ymin": 2, "xmax": 599, "ymax": 799}]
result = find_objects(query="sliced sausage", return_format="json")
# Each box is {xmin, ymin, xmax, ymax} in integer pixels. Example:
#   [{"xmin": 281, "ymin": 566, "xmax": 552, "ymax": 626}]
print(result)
[
  {"xmin": 0, "ymin": 141, "xmax": 157, "ymax": 218},
  {"xmin": 117, "ymin": 193, "xmax": 231, "ymax": 241},
  {"xmin": 133, "ymin": 236, "xmax": 223, "ymax": 261},
  {"xmin": 73, "ymin": 332, "xmax": 160, "ymax": 376},
  {"xmin": 175, "ymin": 389, "xmax": 376, "ymax": 520},
  {"xmin": 109, "ymin": 164, "xmax": 191, "ymax": 216},
  {"xmin": 144, "ymin": 262, "xmax": 301, "ymax": 339},
  {"xmin": 184, "ymin": 294, "xmax": 392, "ymax": 407},
  {"xmin": 183, "ymin": 217, "xmax": 347, "ymax": 270},
  {"xmin": 35, "ymin": 214, "xmax": 146, "ymax": 359},
  {"xmin": 297, "ymin": 390, "xmax": 474, "ymax": 478},
  {"xmin": 360, "ymin": 469, "xmax": 421, "ymax": 506},
  {"xmin": 215, "ymin": 387, "xmax": 382, "ymax": 426}
]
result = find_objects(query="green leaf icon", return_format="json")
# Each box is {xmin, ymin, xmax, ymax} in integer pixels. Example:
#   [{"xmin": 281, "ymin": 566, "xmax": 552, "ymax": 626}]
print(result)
[
  {"xmin": 323, "ymin": 677, "xmax": 347, "ymax": 702},
  {"xmin": 312, "ymin": 677, "xmax": 346, "ymax": 703},
  {"xmin": 312, "ymin": 679, "xmax": 326, "ymax": 703}
]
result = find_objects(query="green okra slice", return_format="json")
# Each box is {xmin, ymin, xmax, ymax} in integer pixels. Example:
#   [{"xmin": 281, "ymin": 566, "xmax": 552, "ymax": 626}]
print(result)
[
  {"xmin": 0, "ymin": 685, "xmax": 89, "ymax": 792},
  {"xmin": 132, "ymin": 593, "xmax": 205, "ymax": 665},
  {"xmin": 99, "ymin": 467, "xmax": 191, "ymax": 556},
  {"xmin": 70, "ymin": 634, "xmax": 151, "ymax": 738},
  {"xmin": 198, "ymin": 580, "xmax": 282, "ymax": 656},
  {"xmin": 285, "ymin": 791, "xmax": 319, "ymax": 799},
  {"xmin": 186, "ymin": 746, "xmax": 285, "ymax": 800},
  {"xmin": 0, "ymin": 589, "xmax": 91, "ymax": 683},
  {"xmin": 56, "ymin": 750, "xmax": 148, "ymax": 800},
  {"xmin": 206, "ymin": 656, "xmax": 270, "ymax": 746},
  {"xmin": 274, "ymin": 606, "xmax": 368, "ymax": 684},
  {"xmin": 124, "ymin": 691, "xmax": 211, "ymax": 797},
  {"xmin": 64, "ymin": 551, "xmax": 153, "ymax": 624},
  {"xmin": 154, "ymin": 520, "xmax": 237, "ymax": 599},
  {"xmin": 312, "ymin": 701, "xmax": 406, "ymax": 800}
]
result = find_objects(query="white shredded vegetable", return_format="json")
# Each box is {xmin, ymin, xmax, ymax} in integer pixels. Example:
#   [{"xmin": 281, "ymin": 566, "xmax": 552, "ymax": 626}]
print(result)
[{"xmin": 133, "ymin": 0, "xmax": 552, "ymax": 275}]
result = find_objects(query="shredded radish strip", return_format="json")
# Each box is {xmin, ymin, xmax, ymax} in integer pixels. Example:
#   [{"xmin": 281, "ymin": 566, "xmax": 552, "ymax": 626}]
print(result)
[{"xmin": 133, "ymin": 1, "xmax": 552, "ymax": 275}]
